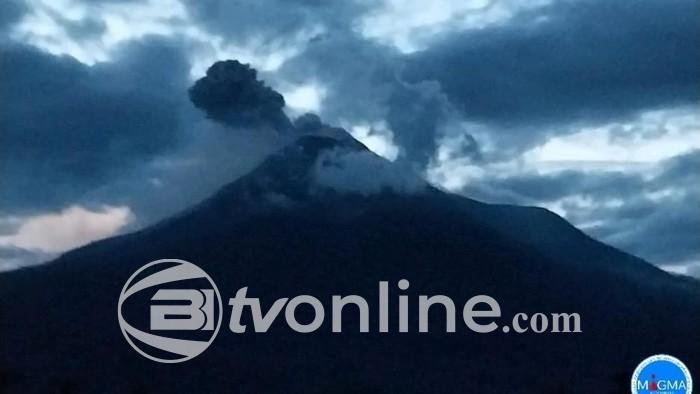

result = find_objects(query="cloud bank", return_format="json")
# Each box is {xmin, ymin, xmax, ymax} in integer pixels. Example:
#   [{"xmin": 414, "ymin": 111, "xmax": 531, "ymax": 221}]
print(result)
[{"xmin": 0, "ymin": 0, "xmax": 697, "ymax": 275}]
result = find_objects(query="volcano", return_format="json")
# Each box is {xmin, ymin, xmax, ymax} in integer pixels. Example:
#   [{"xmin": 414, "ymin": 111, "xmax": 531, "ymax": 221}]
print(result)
[{"xmin": 1, "ymin": 132, "xmax": 698, "ymax": 393}]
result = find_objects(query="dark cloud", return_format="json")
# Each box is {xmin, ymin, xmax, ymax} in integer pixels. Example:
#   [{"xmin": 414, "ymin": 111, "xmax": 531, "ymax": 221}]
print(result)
[
  {"xmin": 0, "ymin": 0, "xmax": 696, "ymax": 272},
  {"xmin": 385, "ymin": 79, "xmax": 457, "ymax": 164},
  {"xmin": 276, "ymin": 32, "xmax": 469, "ymax": 165},
  {"xmin": 653, "ymin": 148, "xmax": 700, "ymax": 188},
  {"xmin": 578, "ymin": 185, "xmax": 699, "ymax": 267},
  {"xmin": 609, "ymin": 193, "xmax": 699, "ymax": 264},
  {"xmin": 182, "ymin": 0, "xmax": 699, "ymax": 170},
  {"xmin": 0, "ymin": 0, "xmax": 25, "ymax": 33},
  {"xmin": 292, "ymin": 112, "xmax": 343, "ymax": 137},
  {"xmin": 0, "ymin": 37, "xmax": 192, "ymax": 214},
  {"xmin": 188, "ymin": 0, "xmax": 487, "ymax": 165},
  {"xmin": 460, "ymin": 150, "xmax": 700, "ymax": 265},
  {"xmin": 186, "ymin": 0, "xmax": 366, "ymax": 46},
  {"xmin": 293, "ymin": 112, "xmax": 324, "ymax": 133},
  {"xmin": 617, "ymin": 150, "xmax": 700, "ymax": 264},
  {"xmin": 254, "ymin": 0, "xmax": 697, "ymax": 165},
  {"xmin": 189, "ymin": 60, "xmax": 292, "ymax": 132},
  {"xmin": 482, "ymin": 170, "xmax": 645, "ymax": 203},
  {"xmin": 45, "ymin": 4, "xmax": 106, "ymax": 44},
  {"xmin": 404, "ymin": 0, "xmax": 700, "ymax": 146}
]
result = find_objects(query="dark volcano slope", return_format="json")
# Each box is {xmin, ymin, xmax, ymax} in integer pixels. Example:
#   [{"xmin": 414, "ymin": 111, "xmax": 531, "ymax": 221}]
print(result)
[{"xmin": 1, "ymin": 136, "xmax": 698, "ymax": 393}]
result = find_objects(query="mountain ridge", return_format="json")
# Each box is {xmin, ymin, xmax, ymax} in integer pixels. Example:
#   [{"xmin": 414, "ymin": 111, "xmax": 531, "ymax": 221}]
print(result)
[{"xmin": 1, "ymin": 132, "xmax": 698, "ymax": 393}]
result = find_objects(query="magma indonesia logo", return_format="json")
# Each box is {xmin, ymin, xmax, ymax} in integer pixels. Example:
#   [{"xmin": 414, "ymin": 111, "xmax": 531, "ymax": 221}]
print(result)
[
  {"xmin": 117, "ymin": 259, "xmax": 223, "ymax": 363},
  {"xmin": 632, "ymin": 354, "xmax": 693, "ymax": 394}
]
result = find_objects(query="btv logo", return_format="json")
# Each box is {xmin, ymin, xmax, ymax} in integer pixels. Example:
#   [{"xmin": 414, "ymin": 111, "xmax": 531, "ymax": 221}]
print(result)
[{"xmin": 117, "ymin": 259, "xmax": 223, "ymax": 363}]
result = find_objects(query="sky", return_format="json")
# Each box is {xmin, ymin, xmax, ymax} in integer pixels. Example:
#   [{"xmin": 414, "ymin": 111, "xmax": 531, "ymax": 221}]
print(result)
[{"xmin": 0, "ymin": 0, "xmax": 698, "ymax": 276}]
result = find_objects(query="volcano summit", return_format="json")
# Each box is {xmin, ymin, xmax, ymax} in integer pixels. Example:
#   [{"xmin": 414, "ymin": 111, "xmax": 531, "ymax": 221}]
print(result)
[{"xmin": 0, "ymin": 61, "xmax": 698, "ymax": 394}]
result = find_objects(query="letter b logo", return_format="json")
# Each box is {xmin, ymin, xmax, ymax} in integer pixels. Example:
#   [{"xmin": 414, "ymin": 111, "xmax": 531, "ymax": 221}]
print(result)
[
  {"xmin": 118, "ymin": 259, "xmax": 222, "ymax": 363},
  {"xmin": 150, "ymin": 289, "xmax": 216, "ymax": 331}
]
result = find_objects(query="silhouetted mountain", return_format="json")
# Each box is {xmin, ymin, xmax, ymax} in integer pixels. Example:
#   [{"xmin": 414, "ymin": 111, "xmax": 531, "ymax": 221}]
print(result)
[{"xmin": 1, "ymin": 133, "xmax": 698, "ymax": 393}]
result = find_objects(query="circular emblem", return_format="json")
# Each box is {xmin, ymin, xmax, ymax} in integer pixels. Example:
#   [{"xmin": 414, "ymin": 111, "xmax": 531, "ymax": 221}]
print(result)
[
  {"xmin": 117, "ymin": 259, "xmax": 222, "ymax": 363},
  {"xmin": 631, "ymin": 354, "xmax": 692, "ymax": 394}
]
